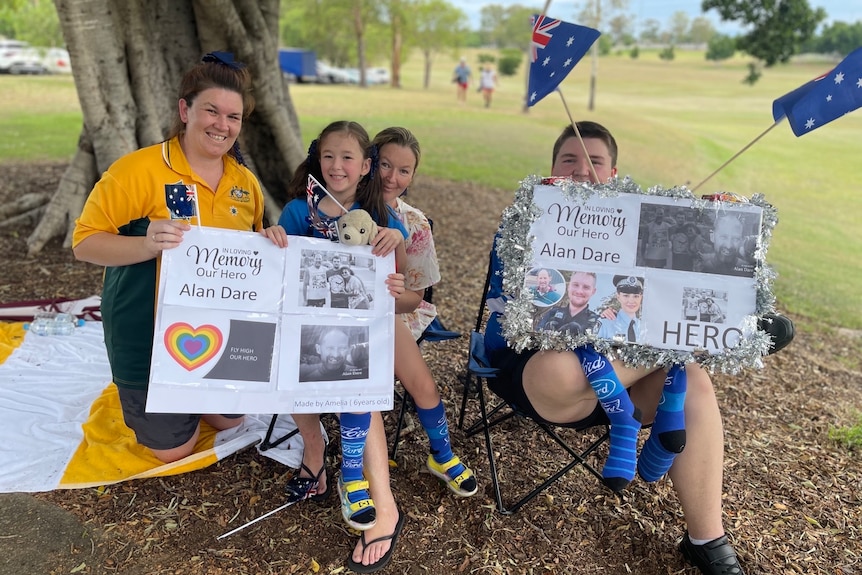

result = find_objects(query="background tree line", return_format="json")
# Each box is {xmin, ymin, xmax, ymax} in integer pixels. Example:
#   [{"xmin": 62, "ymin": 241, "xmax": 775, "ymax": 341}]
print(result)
[
  {"xmin": 2, "ymin": 0, "xmax": 860, "ymax": 85},
  {"xmin": 0, "ymin": 0, "xmax": 857, "ymax": 248}
]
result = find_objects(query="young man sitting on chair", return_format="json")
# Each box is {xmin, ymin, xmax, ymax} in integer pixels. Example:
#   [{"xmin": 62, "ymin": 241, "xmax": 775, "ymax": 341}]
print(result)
[{"xmin": 483, "ymin": 121, "xmax": 790, "ymax": 575}]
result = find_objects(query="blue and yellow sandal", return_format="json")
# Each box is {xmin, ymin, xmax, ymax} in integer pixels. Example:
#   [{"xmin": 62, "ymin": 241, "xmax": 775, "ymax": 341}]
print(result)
[
  {"xmin": 426, "ymin": 454, "xmax": 478, "ymax": 497},
  {"xmin": 337, "ymin": 475, "xmax": 377, "ymax": 531}
]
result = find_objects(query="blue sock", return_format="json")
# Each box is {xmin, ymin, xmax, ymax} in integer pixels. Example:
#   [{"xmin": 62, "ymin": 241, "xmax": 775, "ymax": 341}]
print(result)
[
  {"xmin": 417, "ymin": 400, "xmax": 468, "ymax": 475},
  {"xmin": 638, "ymin": 364, "xmax": 687, "ymax": 482},
  {"xmin": 339, "ymin": 412, "xmax": 371, "ymax": 484},
  {"xmin": 575, "ymin": 346, "xmax": 642, "ymax": 492}
]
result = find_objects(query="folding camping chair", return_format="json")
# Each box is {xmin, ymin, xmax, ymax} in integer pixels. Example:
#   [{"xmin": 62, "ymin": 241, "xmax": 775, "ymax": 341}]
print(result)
[
  {"xmin": 388, "ymin": 217, "xmax": 461, "ymax": 461},
  {"xmin": 259, "ymin": 416, "xmax": 300, "ymax": 451},
  {"xmin": 457, "ymin": 251, "xmax": 610, "ymax": 515}
]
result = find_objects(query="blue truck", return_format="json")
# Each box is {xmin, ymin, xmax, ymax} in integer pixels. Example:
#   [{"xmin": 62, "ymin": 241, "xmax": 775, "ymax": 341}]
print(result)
[{"xmin": 278, "ymin": 48, "xmax": 317, "ymax": 83}]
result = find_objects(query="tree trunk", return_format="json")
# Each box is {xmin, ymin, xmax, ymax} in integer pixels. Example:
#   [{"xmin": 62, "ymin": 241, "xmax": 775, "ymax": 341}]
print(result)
[
  {"xmin": 588, "ymin": 44, "xmax": 598, "ymax": 111},
  {"xmin": 24, "ymin": 0, "xmax": 303, "ymax": 255},
  {"xmin": 423, "ymin": 49, "xmax": 431, "ymax": 89},
  {"xmin": 390, "ymin": 12, "xmax": 402, "ymax": 88},
  {"xmin": 353, "ymin": 0, "xmax": 367, "ymax": 87}
]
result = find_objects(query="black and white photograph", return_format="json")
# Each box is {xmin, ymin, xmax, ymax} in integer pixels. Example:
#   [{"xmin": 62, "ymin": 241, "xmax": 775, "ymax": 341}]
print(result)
[
  {"xmin": 298, "ymin": 324, "xmax": 370, "ymax": 383},
  {"xmin": 636, "ymin": 203, "xmax": 760, "ymax": 278},
  {"xmin": 682, "ymin": 287, "xmax": 728, "ymax": 324},
  {"xmin": 694, "ymin": 211, "xmax": 759, "ymax": 278},
  {"xmin": 299, "ymin": 249, "xmax": 376, "ymax": 310},
  {"xmin": 637, "ymin": 203, "xmax": 714, "ymax": 271}
]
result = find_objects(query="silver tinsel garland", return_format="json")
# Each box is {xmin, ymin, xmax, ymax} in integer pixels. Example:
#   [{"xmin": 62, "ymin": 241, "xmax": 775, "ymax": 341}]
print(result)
[{"xmin": 496, "ymin": 175, "xmax": 778, "ymax": 375}]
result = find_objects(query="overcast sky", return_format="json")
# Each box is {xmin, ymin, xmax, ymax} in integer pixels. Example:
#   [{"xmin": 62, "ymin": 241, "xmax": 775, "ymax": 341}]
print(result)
[{"xmin": 461, "ymin": 1, "xmax": 861, "ymax": 34}]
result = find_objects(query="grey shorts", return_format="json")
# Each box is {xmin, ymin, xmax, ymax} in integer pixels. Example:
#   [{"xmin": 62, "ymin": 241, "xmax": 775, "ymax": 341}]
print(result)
[{"xmin": 116, "ymin": 385, "xmax": 243, "ymax": 450}]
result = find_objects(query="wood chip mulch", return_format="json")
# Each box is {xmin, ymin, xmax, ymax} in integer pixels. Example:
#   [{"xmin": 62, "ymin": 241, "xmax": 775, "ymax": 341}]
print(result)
[{"xmin": 1, "ymin": 164, "xmax": 860, "ymax": 575}]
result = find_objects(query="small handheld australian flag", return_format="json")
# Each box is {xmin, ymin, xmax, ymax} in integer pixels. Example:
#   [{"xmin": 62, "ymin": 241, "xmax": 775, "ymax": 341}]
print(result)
[{"xmin": 165, "ymin": 182, "xmax": 198, "ymax": 220}]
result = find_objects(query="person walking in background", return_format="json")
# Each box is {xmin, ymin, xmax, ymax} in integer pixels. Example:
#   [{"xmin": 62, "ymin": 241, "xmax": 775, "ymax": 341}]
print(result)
[
  {"xmin": 453, "ymin": 57, "xmax": 471, "ymax": 102},
  {"xmin": 479, "ymin": 64, "xmax": 497, "ymax": 108}
]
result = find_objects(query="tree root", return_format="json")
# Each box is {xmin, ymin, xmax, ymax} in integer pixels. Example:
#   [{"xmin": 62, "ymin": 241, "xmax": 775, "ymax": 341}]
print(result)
[
  {"xmin": 0, "ymin": 193, "xmax": 50, "ymax": 219},
  {"xmin": 0, "ymin": 206, "xmax": 46, "ymax": 230}
]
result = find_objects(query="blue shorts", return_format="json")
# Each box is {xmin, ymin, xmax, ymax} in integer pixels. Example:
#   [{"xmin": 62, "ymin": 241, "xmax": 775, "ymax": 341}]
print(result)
[
  {"xmin": 487, "ymin": 347, "xmax": 608, "ymax": 431},
  {"xmin": 116, "ymin": 385, "xmax": 243, "ymax": 450}
]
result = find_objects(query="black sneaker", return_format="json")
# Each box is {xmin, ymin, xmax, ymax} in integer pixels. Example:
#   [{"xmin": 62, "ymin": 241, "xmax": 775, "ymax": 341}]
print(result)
[
  {"xmin": 758, "ymin": 312, "xmax": 795, "ymax": 355},
  {"xmin": 679, "ymin": 532, "xmax": 746, "ymax": 575}
]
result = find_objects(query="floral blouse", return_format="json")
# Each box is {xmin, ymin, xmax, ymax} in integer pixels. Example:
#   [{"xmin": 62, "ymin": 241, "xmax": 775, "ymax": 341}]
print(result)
[{"xmin": 394, "ymin": 197, "xmax": 441, "ymax": 339}]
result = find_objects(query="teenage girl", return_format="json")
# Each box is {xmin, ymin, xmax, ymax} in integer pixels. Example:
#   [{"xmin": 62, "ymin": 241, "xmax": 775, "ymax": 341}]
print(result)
[{"xmin": 372, "ymin": 126, "xmax": 477, "ymax": 497}]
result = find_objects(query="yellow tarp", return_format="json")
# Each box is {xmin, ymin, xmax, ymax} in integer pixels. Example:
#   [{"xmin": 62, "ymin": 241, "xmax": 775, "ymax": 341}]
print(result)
[
  {"xmin": 0, "ymin": 322, "xmax": 25, "ymax": 363},
  {"xmin": 59, "ymin": 385, "xmax": 222, "ymax": 489}
]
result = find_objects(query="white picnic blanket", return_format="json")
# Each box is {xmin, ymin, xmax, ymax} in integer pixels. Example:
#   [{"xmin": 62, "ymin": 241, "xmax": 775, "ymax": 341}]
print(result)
[{"xmin": 0, "ymin": 321, "xmax": 306, "ymax": 492}]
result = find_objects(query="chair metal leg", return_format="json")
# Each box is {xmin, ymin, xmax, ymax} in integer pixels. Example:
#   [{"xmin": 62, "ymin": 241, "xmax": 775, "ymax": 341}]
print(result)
[
  {"xmin": 476, "ymin": 376, "xmax": 509, "ymax": 515},
  {"xmin": 458, "ymin": 373, "xmax": 473, "ymax": 430},
  {"xmin": 260, "ymin": 414, "xmax": 300, "ymax": 451},
  {"xmin": 501, "ymin": 424, "xmax": 609, "ymax": 514},
  {"xmin": 464, "ymin": 399, "xmax": 517, "ymax": 438},
  {"xmin": 461, "ymin": 373, "xmax": 611, "ymax": 514},
  {"xmin": 389, "ymin": 385, "xmax": 413, "ymax": 461}
]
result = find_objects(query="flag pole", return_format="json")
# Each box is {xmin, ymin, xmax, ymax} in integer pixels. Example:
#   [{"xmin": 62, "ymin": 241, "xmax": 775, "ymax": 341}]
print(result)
[
  {"xmin": 690, "ymin": 119, "xmax": 783, "ymax": 192},
  {"xmin": 309, "ymin": 175, "xmax": 350, "ymax": 215},
  {"xmin": 556, "ymin": 88, "xmax": 600, "ymax": 183},
  {"xmin": 217, "ymin": 500, "xmax": 298, "ymax": 539},
  {"xmin": 191, "ymin": 184, "xmax": 202, "ymax": 229}
]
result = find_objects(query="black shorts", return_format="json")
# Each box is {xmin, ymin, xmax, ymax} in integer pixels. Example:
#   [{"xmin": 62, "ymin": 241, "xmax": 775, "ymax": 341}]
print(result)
[
  {"xmin": 116, "ymin": 385, "xmax": 243, "ymax": 450},
  {"xmin": 487, "ymin": 347, "xmax": 608, "ymax": 431}
]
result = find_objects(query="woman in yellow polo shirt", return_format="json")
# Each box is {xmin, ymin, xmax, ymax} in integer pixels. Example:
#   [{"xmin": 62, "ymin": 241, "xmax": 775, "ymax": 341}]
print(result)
[{"xmin": 72, "ymin": 52, "xmax": 286, "ymax": 463}]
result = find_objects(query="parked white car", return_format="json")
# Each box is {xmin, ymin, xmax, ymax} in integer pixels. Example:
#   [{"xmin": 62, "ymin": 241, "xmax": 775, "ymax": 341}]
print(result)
[
  {"xmin": 366, "ymin": 67, "xmax": 391, "ymax": 85},
  {"xmin": 315, "ymin": 61, "xmax": 351, "ymax": 84},
  {"xmin": 4, "ymin": 46, "xmax": 46, "ymax": 74},
  {"xmin": 42, "ymin": 48, "xmax": 72, "ymax": 74},
  {"xmin": 0, "ymin": 39, "xmax": 39, "ymax": 74},
  {"xmin": 344, "ymin": 67, "xmax": 391, "ymax": 85}
]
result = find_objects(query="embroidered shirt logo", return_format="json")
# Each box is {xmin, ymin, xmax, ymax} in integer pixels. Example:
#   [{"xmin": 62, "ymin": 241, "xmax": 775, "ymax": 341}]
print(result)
[{"xmin": 230, "ymin": 187, "xmax": 251, "ymax": 202}]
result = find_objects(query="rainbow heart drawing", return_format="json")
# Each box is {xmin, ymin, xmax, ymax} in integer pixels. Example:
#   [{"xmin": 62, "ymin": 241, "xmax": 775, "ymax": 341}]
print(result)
[{"xmin": 164, "ymin": 322, "xmax": 224, "ymax": 371}]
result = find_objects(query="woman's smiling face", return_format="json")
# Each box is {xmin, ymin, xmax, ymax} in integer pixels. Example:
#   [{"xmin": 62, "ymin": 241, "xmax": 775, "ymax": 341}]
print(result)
[
  {"xmin": 179, "ymin": 88, "xmax": 244, "ymax": 160},
  {"xmin": 377, "ymin": 143, "xmax": 417, "ymax": 206}
]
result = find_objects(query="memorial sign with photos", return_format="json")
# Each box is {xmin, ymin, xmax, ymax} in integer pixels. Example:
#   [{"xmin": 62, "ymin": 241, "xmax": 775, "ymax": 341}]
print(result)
[
  {"xmin": 146, "ymin": 226, "xmax": 396, "ymax": 414},
  {"xmin": 497, "ymin": 175, "xmax": 778, "ymax": 372}
]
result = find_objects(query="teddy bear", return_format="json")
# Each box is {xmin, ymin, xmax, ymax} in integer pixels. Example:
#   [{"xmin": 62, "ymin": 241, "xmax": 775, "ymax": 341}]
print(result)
[{"xmin": 336, "ymin": 209, "xmax": 378, "ymax": 246}]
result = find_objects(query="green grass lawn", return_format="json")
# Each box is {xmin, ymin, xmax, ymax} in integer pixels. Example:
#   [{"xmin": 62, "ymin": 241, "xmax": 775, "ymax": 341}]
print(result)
[{"xmin": 1, "ymin": 49, "xmax": 860, "ymax": 331}]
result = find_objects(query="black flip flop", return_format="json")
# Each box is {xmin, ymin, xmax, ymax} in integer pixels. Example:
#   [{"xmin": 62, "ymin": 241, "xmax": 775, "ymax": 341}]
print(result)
[{"xmin": 345, "ymin": 510, "xmax": 405, "ymax": 573}]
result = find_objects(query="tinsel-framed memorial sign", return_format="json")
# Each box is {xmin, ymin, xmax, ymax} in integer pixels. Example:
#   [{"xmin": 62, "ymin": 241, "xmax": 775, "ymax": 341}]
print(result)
[{"xmin": 496, "ymin": 175, "xmax": 779, "ymax": 374}]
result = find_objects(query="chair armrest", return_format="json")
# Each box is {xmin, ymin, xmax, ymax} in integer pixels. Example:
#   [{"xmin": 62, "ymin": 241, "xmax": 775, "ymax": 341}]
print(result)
[{"xmin": 468, "ymin": 331, "xmax": 499, "ymax": 377}]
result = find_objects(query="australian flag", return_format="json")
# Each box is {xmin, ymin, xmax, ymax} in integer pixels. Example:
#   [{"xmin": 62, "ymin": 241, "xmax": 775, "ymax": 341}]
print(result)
[
  {"xmin": 527, "ymin": 15, "xmax": 600, "ymax": 107},
  {"xmin": 165, "ymin": 182, "xmax": 197, "ymax": 220},
  {"xmin": 305, "ymin": 174, "xmax": 338, "ymax": 239},
  {"xmin": 772, "ymin": 47, "xmax": 862, "ymax": 136}
]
